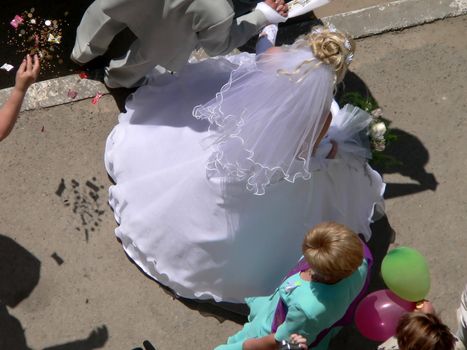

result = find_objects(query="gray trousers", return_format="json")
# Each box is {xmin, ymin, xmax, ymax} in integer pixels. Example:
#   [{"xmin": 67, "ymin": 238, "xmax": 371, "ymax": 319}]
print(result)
[
  {"xmin": 71, "ymin": 1, "xmax": 156, "ymax": 88},
  {"xmin": 72, "ymin": 0, "xmax": 270, "ymax": 88}
]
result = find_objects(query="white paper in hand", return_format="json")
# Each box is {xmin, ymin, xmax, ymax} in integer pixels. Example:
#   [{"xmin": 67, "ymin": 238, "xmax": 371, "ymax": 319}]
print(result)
[{"xmin": 287, "ymin": 0, "xmax": 331, "ymax": 18}]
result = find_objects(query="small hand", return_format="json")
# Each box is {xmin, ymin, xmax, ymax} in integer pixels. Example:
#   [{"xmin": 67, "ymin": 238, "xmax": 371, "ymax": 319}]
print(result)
[
  {"xmin": 289, "ymin": 333, "xmax": 308, "ymax": 349},
  {"xmin": 415, "ymin": 300, "xmax": 435, "ymax": 314},
  {"xmin": 326, "ymin": 140, "xmax": 338, "ymax": 159},
  {"xmin": 15, "ymin": 54, "xmax": 40, "ymax": 92},
  {"xmin": 264, "ymin": 0, "xmax": 289, "ymax": 17}
]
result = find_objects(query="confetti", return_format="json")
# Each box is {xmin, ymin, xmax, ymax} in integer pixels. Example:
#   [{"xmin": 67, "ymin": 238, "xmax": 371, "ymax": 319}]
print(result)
[
  {"xmin": 0, "ymin": 63, "xmax": 14, "ymax": 71},
  {"xmin": 91, "ymin": 92, "xmax": 104, "ymax": 105},
  {"xmin": 47, "ymin": 33, "xmax": 61, "ymax": 44},
  {"xmin": 6, "ymin": 9, "xmax": 69, "ymax": 73},
  {"xmin": 10, "ymin": 15, "xmax": 24, "ymax": 29},
  {"xmin": 51, "ymin": 252, "xmax": 64, "ymax": 265},
  {"xmin": 79, "ymin": 72, "xmax": 89, "ymax": 79},
  {"xmin": 67, "ymin": 89, "xmax": 78, "ymax": 99}
]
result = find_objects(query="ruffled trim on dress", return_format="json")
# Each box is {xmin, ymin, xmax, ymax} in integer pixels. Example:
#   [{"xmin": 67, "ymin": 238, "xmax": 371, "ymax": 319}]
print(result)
[
  {"xmin": 105, "ymin": 120, "xmax": 231, "ymax": 301},
  {"xmin": 193, "ymin": 49, "xmax": 334, "ymax": 195}
]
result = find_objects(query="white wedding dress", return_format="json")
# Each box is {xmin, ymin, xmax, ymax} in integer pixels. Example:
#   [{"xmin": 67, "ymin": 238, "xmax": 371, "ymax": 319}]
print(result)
[{"xmin": 104, "ymin": 53, "xmax": 385, "ymax": 302}]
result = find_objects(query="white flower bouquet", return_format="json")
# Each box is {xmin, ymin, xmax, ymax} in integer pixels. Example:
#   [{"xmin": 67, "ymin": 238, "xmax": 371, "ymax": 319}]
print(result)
[
  {"xmin": 339, "ymin": 92, "xmax": 399, "ymax": 169},
  {"xmin": 369, "ymin": 108, "xmax": 388, "ymax": 152}
]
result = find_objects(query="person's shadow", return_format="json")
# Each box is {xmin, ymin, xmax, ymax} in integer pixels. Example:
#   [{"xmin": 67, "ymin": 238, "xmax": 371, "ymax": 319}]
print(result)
[
  {"xmin": 337, "ymin": 71, "xmax": 438, "ymax": 199},
  {"xmin": 0, "ymin": 234, "xmax": 108, "ymax": 350},
  {"xmin": 371, "ymin": 127, "xmax": 438, "ymax": 199}
]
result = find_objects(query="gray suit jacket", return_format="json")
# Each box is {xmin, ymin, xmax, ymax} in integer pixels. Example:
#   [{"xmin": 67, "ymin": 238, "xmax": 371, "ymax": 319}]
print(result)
[{"xmin": 100, "ymin": 0, "xmax": 269, "ymax": 70}]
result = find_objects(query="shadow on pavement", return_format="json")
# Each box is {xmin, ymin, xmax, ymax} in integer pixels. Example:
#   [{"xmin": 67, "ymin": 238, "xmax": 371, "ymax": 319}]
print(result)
[
  {"xmin": 107, "ymin": 86, "xmax": 137, "ymax": 114},
  {"xmin": 373, "ymin": 128, "xmax": 438, "ymax": 199},
  {"xmin": 0, "ymin": 234, "xmax": 109, "ymax": 350},
  {"xmin": 42, "ymin": 326, "xmax": 108, "ymax": 350},
  {"xmin": 130, "ymin": 339, "xmax": 157, "ymax": 350},
  {"xmin": 338, "ymin": 71, "xmax": 438, "ymax": 200},
  {"xmin": 0, "ymin": 234, "xmax": 40, "ymax": 350}
]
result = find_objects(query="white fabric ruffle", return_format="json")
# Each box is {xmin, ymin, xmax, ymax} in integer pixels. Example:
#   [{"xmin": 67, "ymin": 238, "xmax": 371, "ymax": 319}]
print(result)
[{"xmin": 194, "ymin": 48, "xmax": 334, "ymax": 195}]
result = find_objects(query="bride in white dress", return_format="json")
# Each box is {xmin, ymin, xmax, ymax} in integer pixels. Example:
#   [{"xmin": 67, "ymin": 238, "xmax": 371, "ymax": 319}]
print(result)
[{"xmin": 104, "ymin": 25, "xmax": 385, "ymax": 302}]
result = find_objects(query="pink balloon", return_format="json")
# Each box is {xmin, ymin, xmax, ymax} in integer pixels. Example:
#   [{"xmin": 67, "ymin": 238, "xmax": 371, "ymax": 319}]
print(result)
[{"xmin": 355, "ymin": 289, "xmax": 416, "ymax": 341}]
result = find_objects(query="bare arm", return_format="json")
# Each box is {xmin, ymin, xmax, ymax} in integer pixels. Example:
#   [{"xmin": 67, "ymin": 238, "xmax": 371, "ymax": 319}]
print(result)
[
  {"xmin": 0, "ymin": 89, "xmax": 27, "ymax": 141},
  {"xmin": 0, "ymin": 55, "xmax": 40, "ymax": 141},
  {"xmin": 243, "ymin": 334, "xmax": 278, "ymax": 350},
  {"xmin": 312, "ymin": 112, "xmax": 332, "ymax": 154}
]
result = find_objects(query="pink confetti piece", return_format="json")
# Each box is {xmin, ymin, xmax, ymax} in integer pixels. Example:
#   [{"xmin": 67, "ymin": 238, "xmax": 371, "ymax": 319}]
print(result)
[
  {"xmin": 10, "ymin": 15, "xmax": 24, "ymax": 29},
  {"xmin": 91, "ymin": 92, "xmax": 103, "ymax": 105},
  {"xmin": 67, "ymin": 89, "xmax": 78, "ymax": 99}
]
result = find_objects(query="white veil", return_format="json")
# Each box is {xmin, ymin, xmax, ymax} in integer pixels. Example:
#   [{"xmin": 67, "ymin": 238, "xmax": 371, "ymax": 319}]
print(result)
[{"xmin": 193, "ymin": 47, "xmax": 335, "ymax": 195}]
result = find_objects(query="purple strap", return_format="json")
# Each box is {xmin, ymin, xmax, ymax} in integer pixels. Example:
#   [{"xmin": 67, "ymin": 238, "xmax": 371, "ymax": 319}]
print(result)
[
  {"xmin": 271, "ymin": 241, "xmax": 373, "ymax": 348},
  {"xmin": 271, "ymin": 257, "xmax": 310, "ymax": 330}
]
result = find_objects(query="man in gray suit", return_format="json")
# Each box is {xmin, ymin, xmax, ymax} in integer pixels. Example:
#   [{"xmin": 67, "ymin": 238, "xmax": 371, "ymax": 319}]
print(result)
[{"xmin": 72, "ymin": 0, "xmax": 288, "ymax": 88}]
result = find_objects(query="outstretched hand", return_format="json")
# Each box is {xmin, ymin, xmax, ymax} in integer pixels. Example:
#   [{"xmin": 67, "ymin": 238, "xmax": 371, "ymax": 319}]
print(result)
[
  {"xmin": 15, "ymin": 54, "xmax": 40, "ymax": 93},
  {"xmin": 263, "ymin": 0, "xmax": 289, "ymax": 17}
]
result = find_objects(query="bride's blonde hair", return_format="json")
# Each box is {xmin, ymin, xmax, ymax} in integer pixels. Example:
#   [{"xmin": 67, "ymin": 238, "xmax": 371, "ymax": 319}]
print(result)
[{"xmin": 293, "ymin": 25, "xmax": 355, "ymax": 83}]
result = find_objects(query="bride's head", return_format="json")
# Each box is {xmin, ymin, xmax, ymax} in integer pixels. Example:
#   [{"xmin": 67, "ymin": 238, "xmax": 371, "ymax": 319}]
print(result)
[{"xmin": 295, "ymin": 25, "xmax": 355, "ymax": 83}]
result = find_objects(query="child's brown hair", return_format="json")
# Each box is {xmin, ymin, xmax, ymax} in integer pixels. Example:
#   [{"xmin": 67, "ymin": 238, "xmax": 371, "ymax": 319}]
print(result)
[{"xmin": 396, "ymin": 313, "xmax": 456, "ymax": 350}]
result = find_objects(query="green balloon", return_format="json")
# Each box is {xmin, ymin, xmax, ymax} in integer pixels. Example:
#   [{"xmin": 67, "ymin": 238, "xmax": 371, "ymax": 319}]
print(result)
[{"xmin": 381, "ymin": 246, "xmax": 430, "ymax": 302}]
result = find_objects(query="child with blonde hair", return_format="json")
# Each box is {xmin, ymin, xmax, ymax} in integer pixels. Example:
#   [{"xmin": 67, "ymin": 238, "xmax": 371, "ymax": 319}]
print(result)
[
  {"xmin": 0, "ymin": 55, "xmax": 40, "ymax": 141},
  {"xmin": 215, "ymin": 222, "xmax": 372, "ymax": 350}
]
